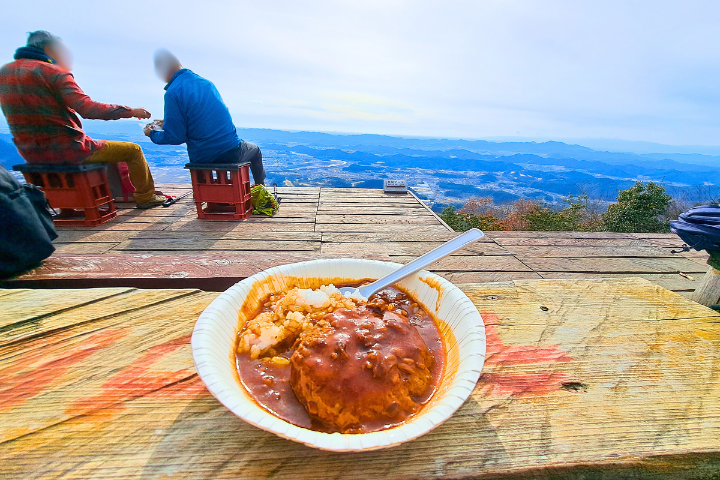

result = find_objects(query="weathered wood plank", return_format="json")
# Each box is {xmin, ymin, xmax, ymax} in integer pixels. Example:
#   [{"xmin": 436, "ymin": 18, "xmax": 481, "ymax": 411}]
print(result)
[
  {"xmin": 484, "ymin": 231, "xmax": 635, "ymax": 239},
  {"xmin": 321, "ymin": 241, "xmax": 508, "ymax": 256},
  {"xmin": 243, "ymin": 216, "xmax": 316, "ymax": 223},
  {"xmin": 492, "ymin": 237, "xmax": 656, "ymax": 247},
  {"xmin": 52, "ymin": 243, "xmax": 120, "ymax": 254},
  {"xmin": 390, "ymin": 255, "xmax": 532, "ymax": 272},
  {"xmin": 520, "ymin": 256, "xmax": 709, "ymax": 274},
  {"xmin": 0, "ymin": 289, "xmax": 194, "ymax": 346},
  {"xmin": 150, "ymin": 231, "xmax": 321, "ymax": 241},
  {"xmin": 459, "ymin": 278, "xmax": 719, "ymax": 324},
  {"xmin": 318, "ymin": 202, "xmax": 424, "ymax": 209},
  {"xmin": 8, "ymin": 253, "xmax": 391, "ymax": 283},
  {"xmin": 55, "ymin": 222, "xmax": 169, "ymax": 232},
  {"xmin": 257, "ymin": 211, "xmax": 318, "ymax": 219},
  {"xmin": 438, "ymin": 271, "xmax": 544, "ymax": 282},
  {"xmin": 322, "ymin": 232, "xmax": 488, "ymax": 243},
  {"xmin": 315, "ymin": 215, "xmax": 440, "ymax": 224},
  {"xmin": 130, "ymin": 211, "xmax": 317, "ymax": 222},
  {"xmin": 54, "ymin": 231, "xmax": 323, "ymax": 243},
  {"xmin": 319, "ymin": 197, "xmax": 420, "ymax": 204},
  {"xmin": 537, "ymin": 272, "xmax": 705, "ymax": 292},
  {"xmin": 114, "ymin": 239, "xmax": 320, "ymax": 252},
  {"xmin": 320, "ymin": 188, "xmax": 401, "ymax": 196},
  {"xmin": 115, "ymin": 207, "xmax": 195, "ymax": 217},
  {"xmin": 0, "ymin": 289, "xmax": 27, "ymax": 298},
  {"xmin": 164, "ymin": 221, "xmax": 316, "ymax": 232},
  {"xmin": 119, "ymin": 216, "xmax": 183, "ymax": 224},
  {"xmin": 625, "ymin": 233, "xmax": 681, "ymax": 239},
  {"xmin": 504, "ymin": 245, "xmax": 676, "ymax": 258},
  {"xmin": 316, "ymin": 208, "xmax": 430, "ymax": 216},
  {"xmin": 273, "ymin": 198, "xmax": 320, "ymax": 204},
  {"xmin": 276, "ymin": 188, "xmax": 320, "ymax": 193},
  {"xmin": 316, "ymin": 224, "xmax": 453, "ymax": 233},
  {"xmin": 0, "ymin": 288, "xmax": 132, "ymax": 327},
  {"xmin": 638, "ymin": 237, "xmax": 686, "ymax": 247},
  {"xmin": 53, "ymin": 230, "xmax": 141, "ymax": 244}
]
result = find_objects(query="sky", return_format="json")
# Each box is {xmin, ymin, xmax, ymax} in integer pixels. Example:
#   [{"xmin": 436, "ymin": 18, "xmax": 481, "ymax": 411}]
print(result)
[{"xmin": 0, "ymin": 0, "xmax": 718, "ymax": 147}]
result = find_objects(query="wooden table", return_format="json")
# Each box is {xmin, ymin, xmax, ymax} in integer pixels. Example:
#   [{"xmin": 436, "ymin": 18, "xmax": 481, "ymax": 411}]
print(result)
[{"xmin": 1, "ymin": 278, "xmax": 719, "ymax": 479}]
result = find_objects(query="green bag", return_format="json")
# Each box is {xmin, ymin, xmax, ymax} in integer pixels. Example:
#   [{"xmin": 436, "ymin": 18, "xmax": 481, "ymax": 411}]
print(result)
[{"xmin": 251, "ymin": 185, "xmax": 279, "ymax": 216}]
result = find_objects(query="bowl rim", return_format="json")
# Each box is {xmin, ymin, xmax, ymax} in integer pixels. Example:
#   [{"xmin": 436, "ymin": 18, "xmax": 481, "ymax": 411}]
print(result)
[{"xmin": 191, "ymin": 258, "xmax": 486, "ymax": 451}]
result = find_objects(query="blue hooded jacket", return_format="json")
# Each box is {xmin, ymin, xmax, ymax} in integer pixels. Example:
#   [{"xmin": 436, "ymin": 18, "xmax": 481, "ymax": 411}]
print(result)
[{"xmin": 149, "ymin": 69, "xmax": 240, "ymax": 162}]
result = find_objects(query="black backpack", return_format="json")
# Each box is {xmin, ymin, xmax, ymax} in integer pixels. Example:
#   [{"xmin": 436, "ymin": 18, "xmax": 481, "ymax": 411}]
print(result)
[
  {"xmin": 670, "ymin": 204, "xmax": 720, "ymax": 253},
  {"xmin": 0, "ymin": 165, "xmax": 57, "ymax": 278}
]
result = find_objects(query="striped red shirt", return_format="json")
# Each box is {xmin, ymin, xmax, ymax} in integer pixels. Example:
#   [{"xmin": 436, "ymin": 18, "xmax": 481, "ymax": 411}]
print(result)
[{"xmin": 0, "ymin": 59, "xmax": 133, "ymax": 164}]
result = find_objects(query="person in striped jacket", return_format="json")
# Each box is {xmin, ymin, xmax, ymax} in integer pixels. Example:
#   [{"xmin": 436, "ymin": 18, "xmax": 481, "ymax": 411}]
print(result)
[{"xmin": 0, "ymin": 31, "xmax": 166, "ymax": 209}]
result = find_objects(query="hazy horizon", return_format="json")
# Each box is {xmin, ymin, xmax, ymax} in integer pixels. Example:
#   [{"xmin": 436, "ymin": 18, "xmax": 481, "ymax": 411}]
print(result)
[{"xmin": 2, "ymin": 119, "xmax": 720, "ymax": 158}]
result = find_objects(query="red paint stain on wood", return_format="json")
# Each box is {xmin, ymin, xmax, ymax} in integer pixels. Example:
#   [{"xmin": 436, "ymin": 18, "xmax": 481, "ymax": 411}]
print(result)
[
  {"xmin": 0, "ymin": 329, "xmax": 129, "ymax": 412},
  {"xmin": 478, "ymin": 312, "xmax": 571, "ymax": 396},
  {"xmin": 484, "ymin": 324, "xmax": 572, "ymax": 366},
  {"xmin": 67, "ymin": 334, "xmax": 208, "ymax": 416}
]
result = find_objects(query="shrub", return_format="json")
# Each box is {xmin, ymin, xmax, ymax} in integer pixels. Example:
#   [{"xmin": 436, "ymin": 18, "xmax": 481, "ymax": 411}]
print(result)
[
  {"xmin": 601, "ymin": 181, "xmax": 671, "ymax": 232},
  {"xmin": 522, "ymin": 195, "xmax": 602, "ymax": 231},
  {"xmin": 441, "ymin": 195, "xmax": 601, "ymax": 232}
]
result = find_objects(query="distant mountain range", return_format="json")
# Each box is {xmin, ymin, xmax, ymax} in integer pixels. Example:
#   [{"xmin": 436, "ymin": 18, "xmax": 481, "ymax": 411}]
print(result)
[{"xmin": 1, "ymin": 121, "xmax": 719, "ymax": 211}]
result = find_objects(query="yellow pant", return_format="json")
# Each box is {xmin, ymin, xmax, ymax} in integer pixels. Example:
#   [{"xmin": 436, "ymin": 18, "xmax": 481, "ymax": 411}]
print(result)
[{"xmin": 84, "ymin": 141, "xmax": 156, "ymax": 203}]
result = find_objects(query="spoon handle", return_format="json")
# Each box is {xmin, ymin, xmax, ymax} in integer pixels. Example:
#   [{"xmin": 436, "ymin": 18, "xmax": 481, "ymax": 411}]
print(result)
[{"xmin": 358, "ymin": 228, "xmax": 485, "ymax": 297}]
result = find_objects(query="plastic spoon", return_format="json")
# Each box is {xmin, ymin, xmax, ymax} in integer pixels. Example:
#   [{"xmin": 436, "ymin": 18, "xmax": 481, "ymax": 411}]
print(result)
[{"xmin": 337, "ymin": 228, "xmax": 485, "ymax": 300}]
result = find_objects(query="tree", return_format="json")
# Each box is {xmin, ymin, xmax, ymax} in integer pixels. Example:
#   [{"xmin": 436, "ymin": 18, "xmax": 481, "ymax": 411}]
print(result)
[
  {"xmin": 523, "ymin": 195, "xmax": 587, "ymax": 231},
  {"xmin": 439, "ymin": 206, "xmax": 504, "ymax": 232},
  {"xmin": 602, "ymin": 181, "xmax": 671, "ymax": 233}
]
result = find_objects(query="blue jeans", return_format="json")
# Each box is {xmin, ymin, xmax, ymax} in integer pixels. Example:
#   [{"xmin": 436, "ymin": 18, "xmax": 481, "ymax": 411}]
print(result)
[{"xmin": 206, "ymin": 140, "xmax": 266, "ymax": 185}]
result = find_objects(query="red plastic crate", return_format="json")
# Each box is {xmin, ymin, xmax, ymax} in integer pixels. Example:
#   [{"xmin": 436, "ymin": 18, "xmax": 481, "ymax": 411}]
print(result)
[
  {"xmin": 185, "ymin": 162, "xmax": 252, "ymax": 221},
  {"xmin": 13, "ymin": 163, "xmax": 117, "ymax": 227}
]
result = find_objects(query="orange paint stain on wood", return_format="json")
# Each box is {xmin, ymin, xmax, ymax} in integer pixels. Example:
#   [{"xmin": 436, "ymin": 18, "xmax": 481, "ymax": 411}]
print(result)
[
  {"xmin": 0, "ymin": 328, "xmax": 129, "ymax": 412},
  {"xmin": 484, "ymin": 324, "xmax": 572, "ymax": 366},
  {"xmin": 482, "ymin": 313, "xmax": 572, "ymax": 366},
  {"xmin": 477, "ymin": 312, "xmax": 571, "ymax": 396},
  {"xmin": 66, "ymin": 334, "xmax": 205, "ymax": 416}
]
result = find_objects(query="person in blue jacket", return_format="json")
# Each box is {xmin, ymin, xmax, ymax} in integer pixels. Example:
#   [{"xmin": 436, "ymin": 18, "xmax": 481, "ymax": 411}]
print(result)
[{"xmin": 144, "ymin": 49, "xmax": 266, "ymax": 185}]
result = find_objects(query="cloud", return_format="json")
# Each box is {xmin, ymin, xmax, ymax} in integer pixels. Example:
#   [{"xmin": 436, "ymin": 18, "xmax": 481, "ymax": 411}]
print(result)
[{"xmin": 0, "ymin": 0, "xmax": 718, "ymax": 145}]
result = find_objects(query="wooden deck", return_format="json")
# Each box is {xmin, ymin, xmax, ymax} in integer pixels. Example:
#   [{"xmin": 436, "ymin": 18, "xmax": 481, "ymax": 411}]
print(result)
[{"xmin": 5, "ymin": 186, "xmax": 711, "ymax": 295}]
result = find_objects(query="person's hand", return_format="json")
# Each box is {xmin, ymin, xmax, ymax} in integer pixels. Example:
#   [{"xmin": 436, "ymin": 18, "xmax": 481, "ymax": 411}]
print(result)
[
  {"xmin": 131, "ymin": 108, "xmax": 151, "ymax": 119},
  {"xmin": 143, "ymin": 123, "xmax": 153, "ymax": 137}
]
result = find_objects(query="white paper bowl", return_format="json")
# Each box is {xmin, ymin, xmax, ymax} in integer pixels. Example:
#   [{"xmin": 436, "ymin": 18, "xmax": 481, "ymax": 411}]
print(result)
[{"xmin": 191, "ymin": 259, "xmax": 486, "ymax": 452}]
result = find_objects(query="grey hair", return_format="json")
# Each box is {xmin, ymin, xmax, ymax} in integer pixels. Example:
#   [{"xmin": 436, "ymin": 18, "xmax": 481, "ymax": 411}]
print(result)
[{"xmin": 26, "ymin": 31, "xmax": 61, "ymax": 50}]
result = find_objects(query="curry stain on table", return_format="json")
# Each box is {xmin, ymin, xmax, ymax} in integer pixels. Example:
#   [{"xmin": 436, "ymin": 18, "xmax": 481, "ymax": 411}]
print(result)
[{"xmin": 1, "ymin": 278, "xmax": 720, "ymax": 479}]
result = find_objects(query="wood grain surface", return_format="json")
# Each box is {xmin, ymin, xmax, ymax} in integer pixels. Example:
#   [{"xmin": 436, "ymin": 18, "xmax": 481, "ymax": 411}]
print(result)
[{"xmin": 1, "ymin": 278, "xmax": 719, "ymax": 478}]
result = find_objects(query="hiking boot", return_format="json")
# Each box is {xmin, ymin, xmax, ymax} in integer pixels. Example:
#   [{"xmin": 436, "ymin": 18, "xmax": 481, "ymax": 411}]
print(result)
[{"xmin": 136, "ymin": 194, "xmax": 168, "ymax": 209}]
